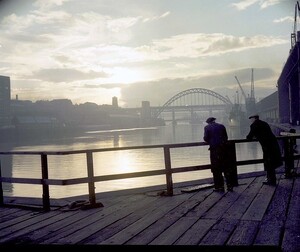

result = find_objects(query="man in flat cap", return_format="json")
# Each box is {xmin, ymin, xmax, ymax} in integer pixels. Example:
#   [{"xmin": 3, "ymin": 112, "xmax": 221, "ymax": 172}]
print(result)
[
  {"xmin": 246, "ymin": 114, "xmax": 283, "ymax": 185},
  {"xmin": 203, "ymin": 117, "xmax": 234, "ymax": 192},
  {"xmin": 248, "ymin": 114, "xmax": 259, "ymax": 120}
]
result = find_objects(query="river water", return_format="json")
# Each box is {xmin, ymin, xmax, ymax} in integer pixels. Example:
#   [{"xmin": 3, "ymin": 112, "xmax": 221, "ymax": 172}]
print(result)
[{"xmin": 0, "ymin": 122, "xmax": 264, "ymax": 199}]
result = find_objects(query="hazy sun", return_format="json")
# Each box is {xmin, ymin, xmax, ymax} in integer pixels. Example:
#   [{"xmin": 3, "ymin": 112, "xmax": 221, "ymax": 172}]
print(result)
[{"xmin": 109, "ymin": 67, "xmax": 146, "ymax": 84}]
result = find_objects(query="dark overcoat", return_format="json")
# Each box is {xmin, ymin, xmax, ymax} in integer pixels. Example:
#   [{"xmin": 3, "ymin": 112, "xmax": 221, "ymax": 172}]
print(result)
[
  {"xmin": 203, "ymin": 122, "xmax": 228, "ymax": 149},
  {"xmin": 246, "ymin": 119, "xmax": 283, "ymax": 170},
  {"xmin": 204, "ymin": 122, "xmax": 228, "ymax": 171}
]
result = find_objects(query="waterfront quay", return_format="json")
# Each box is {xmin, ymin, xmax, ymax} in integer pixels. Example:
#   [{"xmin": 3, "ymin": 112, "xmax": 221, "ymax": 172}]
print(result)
[{"xmin": 0, "ymin": 167, "xmax": 299, "ymax": 251}]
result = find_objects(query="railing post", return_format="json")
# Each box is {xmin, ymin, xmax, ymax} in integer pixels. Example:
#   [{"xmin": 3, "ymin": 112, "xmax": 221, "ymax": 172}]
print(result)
[
  {"xmin": 226, "ymin": 142, "xmax": 239, "ymax": 186},
  {"xmin": 163, "ymin": 147, "xmax": 173, "ymax": 196},
  {"xmin": 41, "ymin": 154, "xmax": 50, "ymax": 211},
  {"xmin": 0, "ymin": 160, "xmax": 3, "ymax": 206},
  {"xmin": 86, "ymin": 151, "xmax": 96, "ymax": 205},
  {"xmin": 283, "ymin": 137, "xmax": 294, "ymax": 176}
]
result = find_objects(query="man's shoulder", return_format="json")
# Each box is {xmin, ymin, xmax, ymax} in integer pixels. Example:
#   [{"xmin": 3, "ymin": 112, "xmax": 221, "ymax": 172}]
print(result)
[
  {"xmin": 205, "ymin": 122, "xmax": 226, "ymax": 129},
  {"xmin": 215, "ymin": 122, "xmax": 225, "ymax": 127},
  {"xmin": 257, "ymin": 119, "xmax": 268, "ymax": 124},
  {"xmin": 256, "ymin": 119, "xmax": 270, "ymax": 127}
]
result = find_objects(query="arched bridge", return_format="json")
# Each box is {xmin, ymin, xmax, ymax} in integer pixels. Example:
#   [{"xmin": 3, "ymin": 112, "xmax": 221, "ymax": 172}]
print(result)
[{"xmin": 152, "ymin": 88, "xmax": 233, "ymax": 119}]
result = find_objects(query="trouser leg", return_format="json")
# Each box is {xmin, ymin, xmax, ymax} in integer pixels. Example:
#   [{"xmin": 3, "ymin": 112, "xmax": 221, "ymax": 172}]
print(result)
[
  {"xmin": 210, "ymin": 149, "xmax": 224, "ymax": 189},
  {"xmin": 266, "ymin": 168, "xmax": 276, "ymax": 183},
  {"xmin": 224, "ymin": 169, "xmax": 233, "ymax": 187},
  {"xmin": 212, "ymin": 170, "xmax": 224, "ymax": 189},
  {"xmin": 264, "ymin": 156, "xmax": 277, "ymax": 183}
]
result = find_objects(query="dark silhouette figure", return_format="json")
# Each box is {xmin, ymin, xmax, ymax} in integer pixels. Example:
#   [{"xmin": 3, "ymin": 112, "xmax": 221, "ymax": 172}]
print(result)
[
  {"xmin": 246, "ymin": 114, "xmax": 283, "ymax": 185},
  {"xmin": 203, "ymin": 117, "xmax": 234, "ymax": 192}
]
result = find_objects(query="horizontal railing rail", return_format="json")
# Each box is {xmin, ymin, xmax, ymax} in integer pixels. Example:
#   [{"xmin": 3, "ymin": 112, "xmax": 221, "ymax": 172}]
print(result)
[{"xmin": 0, "ymin": 135, "xmax": 299, "ymax": 211}]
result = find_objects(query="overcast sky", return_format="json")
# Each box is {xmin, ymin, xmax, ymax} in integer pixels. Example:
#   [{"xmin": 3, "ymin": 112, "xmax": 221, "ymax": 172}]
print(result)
[{"xmin": 0, "ymin": 0, "xmax": 298, "ymax": 107}]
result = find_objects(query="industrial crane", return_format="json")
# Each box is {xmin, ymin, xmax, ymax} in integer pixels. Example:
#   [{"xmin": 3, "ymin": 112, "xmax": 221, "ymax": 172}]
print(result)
[
  {"xmin": 234, "ymin": 69, "xmax": 256, "ymax": 116},
  {"xmin": 234, "ymin": 75, "xmax": 247, "ymax": 104},
  {"xmin": 250, "ymin": 68, "xmax": 255, "ymax": 101},
  {"xmin": 291, "ymin": 1, "xmax": 300, "ymax": 49}
]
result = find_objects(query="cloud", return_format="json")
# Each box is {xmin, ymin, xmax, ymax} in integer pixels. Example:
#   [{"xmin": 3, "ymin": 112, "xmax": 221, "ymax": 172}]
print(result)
[
  {"xmin": 31, "ymin": 68, "xmax": 109, "ymax": 82},
  {"xmin": 137, "ymin": 33, "xmax": 287, "ymax": 60},
  {"xmin": 0, "ymin": 0, "xmax": 293, "ymax": 106},
  {"xmin": 142, "ymin": 11, "xmax": 170, "ymax": 22},
  {"xmin": 273, "ymin": 16, "xmax": 294, "ymax": 23},
  {"xmin": 260, "ymin": 0, "xmax": 282, "ymax": 9},
  {"xmin": 118, "ymin": 67, "xmax": 278, "ymax": 107},
  {"xmin": 232, "ymin": 0, "xmax": 259, "ymax": 10},
  {"xmin": 232, "ymin": 0, "xmax": 281, "ymax": 10},
  {"xmin": 33, "ymin": 0, "xmax": 72, "ymax": 10},
  {"xmin": 107, "ymin": 16, "xmax": 141, "ymax": 33}
]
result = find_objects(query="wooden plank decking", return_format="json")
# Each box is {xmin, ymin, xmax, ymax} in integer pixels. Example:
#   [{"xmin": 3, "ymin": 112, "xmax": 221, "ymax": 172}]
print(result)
[{"xmin": 0, "ymin": 170, "xmax": 299, "ymax": 252}]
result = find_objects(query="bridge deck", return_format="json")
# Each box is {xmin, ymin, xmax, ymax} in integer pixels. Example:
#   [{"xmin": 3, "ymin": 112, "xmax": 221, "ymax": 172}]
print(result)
[{"xmin": 0, "ymin": 169, "xmax": 299, "ymax": 251}]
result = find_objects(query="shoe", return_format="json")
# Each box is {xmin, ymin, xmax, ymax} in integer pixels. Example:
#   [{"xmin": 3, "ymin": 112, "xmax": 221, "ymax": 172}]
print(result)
[
  {"xmin": 285, "ymin": 173, "xmax": 293, "ymax": 179},
  {"xmin": 227, "ymin": 187, "xmax": 233, "ymax": 192},
  {"xmin": 262, "ymin": 180, "xmax": 276, "ymax": 186},
  {"xmin": 213, "ymin": 187, "xmax": 225, "ymax": 192}
]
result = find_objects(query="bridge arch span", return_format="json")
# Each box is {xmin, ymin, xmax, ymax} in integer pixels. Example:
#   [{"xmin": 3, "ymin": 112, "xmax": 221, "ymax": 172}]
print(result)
[{"xmin": 154, "ymin": 88, "xmax": 232, "ymax": 118}]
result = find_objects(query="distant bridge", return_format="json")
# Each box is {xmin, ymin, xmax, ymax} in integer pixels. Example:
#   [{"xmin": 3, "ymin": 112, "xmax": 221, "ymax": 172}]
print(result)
[
  {"xmin": 125, "ymin": 88, "xmax": 234, "ymax": 124},
  {"xmin": 152, "ymin": 88, "xmax": 232, "ymax": 119}
]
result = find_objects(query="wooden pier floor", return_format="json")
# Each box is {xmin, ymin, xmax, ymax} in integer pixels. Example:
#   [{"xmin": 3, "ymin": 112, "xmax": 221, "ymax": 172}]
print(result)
[{"xmin": 0, "ymin": 170, "xmax": 299, "ymax": 251}]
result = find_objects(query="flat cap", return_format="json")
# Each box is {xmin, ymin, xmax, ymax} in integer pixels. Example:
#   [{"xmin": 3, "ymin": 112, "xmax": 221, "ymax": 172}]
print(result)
[
  {"xmin": 206, "ymin": 117, "xmax": 216, "ymax": 123},
  {"xmin": 248, "ymin": 114, "xmax": 259, "ymax": 119}
]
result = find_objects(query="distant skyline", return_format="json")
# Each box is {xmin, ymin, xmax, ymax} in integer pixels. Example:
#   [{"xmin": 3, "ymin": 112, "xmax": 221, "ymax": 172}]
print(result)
[{"xmin": 0, "ymin": 0, "xmax": 298, "ymax": 107}]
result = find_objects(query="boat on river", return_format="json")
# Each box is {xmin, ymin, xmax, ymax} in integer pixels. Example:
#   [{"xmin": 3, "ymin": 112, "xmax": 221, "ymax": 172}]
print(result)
[{"xmin": 228, "ymin": 103, "xmax": 247, "ymax": 128}]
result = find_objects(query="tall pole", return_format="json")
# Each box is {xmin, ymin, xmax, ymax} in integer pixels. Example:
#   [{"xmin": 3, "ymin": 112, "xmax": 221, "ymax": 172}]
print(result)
[{"xmin": 250, "ymin": 68, "xmax": 255, "ymax": 100}]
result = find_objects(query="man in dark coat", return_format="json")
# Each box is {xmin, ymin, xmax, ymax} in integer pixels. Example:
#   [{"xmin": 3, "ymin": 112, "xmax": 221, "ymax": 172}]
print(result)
[
  {"xmin": 246, "ymin": 114, "xmax": 283, "ymax": 185},
  {"xmin": 203, "ymin": 117, "xmax": 234, "ymax": 192}
]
